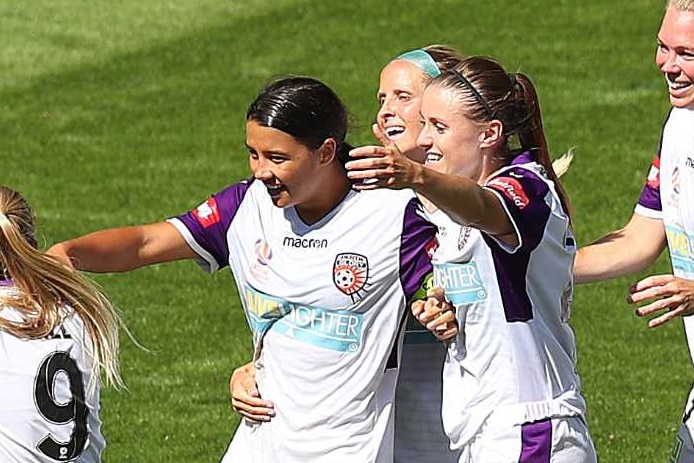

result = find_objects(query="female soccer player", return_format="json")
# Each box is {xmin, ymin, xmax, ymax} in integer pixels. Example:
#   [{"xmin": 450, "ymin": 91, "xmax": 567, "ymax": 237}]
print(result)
[
  {"xmin": 48, "ymin": 76, "xmax": 439, "ymax": 463},
  {"xmin": 575, "ymin": 2, "xmax": 694, "ymax": 460},
  {"xmin": 0, "ymin": 186, "xmax": 122, "ymax": 462},
  {"xmin": 229, "ymin": 46, "xmax": 464, "ymax": 463},
  {"xmin": 347, "ymin": 56, "xmax": 597, "ymax": 462}
]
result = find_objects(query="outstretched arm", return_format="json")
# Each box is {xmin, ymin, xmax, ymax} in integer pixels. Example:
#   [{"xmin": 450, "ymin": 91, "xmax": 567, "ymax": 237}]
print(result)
[
  {"xmin": 47, "ymin": 222, "xmax": 196, "ymax": 272},
  {"xmin": 574, "ymin": 213, "xmax": 666, "ymax": 284},
  {"xmin": 347, "ymin": 145, "xmax": 513, "ymax": 240}
]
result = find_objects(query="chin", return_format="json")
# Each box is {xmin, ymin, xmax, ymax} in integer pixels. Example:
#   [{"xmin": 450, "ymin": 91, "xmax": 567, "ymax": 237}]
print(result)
[{"xmin": 671, "ymin": 97, "xmax": 694, "ymax": 109}]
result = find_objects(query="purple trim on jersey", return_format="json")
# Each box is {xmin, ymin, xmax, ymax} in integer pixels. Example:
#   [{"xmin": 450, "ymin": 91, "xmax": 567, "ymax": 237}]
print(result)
[
  {"xmin": 512, "ymin": 151, "xmax": 534, "ymax": 165},
  {"xmin": 519, "ymin": 419, "xmax": 552, "ymax": 463},
  {"xmin": 174, "ymin": 178, "xmax": 255, "ymax": 270},
  {"xmin": 483, "ymin": 164, "xmax": 551, "ymax": 322},
  {"xmin": 637, "ymin": 177, "xmax": 661, "ymax": 212},
  {"xmin": 636, "ymin": 110, "xmax": 670, "ymax": 213},
  {"xmin": 399, "ymin": 198, "xmax": 436, "ymax": 301}
]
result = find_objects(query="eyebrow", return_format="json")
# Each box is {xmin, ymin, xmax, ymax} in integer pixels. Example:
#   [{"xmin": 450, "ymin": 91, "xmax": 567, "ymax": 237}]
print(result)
[{"xmin": 657, "ymin": 35, "xmax": 694, "ymax": 51}]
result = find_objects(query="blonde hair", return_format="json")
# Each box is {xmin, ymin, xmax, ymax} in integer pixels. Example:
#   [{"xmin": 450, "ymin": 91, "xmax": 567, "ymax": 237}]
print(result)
[
  {"xmin": 669, "ymin": 0, "xmax": 694, "ymax": 11},
  {"xmin": 0, "ymin": 186, "xmax": 123, "ymax": 390}
]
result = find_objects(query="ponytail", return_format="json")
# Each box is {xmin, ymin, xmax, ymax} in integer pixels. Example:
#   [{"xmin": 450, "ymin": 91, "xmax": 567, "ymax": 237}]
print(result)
[{"xmin": 513, "ymin": 73, "xmax": 573, "ymax": 222}]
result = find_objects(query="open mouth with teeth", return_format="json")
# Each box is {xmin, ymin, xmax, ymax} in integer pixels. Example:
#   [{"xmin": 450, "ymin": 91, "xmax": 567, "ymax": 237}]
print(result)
[
  {"xmin": 384, "ymin": 126, "xmax": 405, "ymax": 140},
  {"xmin": 666, "ymin": 75, "xmax": 693, "ymax": 93},
  {"xmin": 425, "ymin": 152, "xmax": 442, "ymax": 164},
  {"xmin": 266, "ymin": 184, "xmax": 285, "ymax": 197}
]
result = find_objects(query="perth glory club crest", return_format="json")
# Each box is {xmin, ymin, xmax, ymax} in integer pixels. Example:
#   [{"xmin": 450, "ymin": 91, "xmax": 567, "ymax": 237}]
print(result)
[{"xmin": 333, "ymin": 253, "xmax": 369, "ymax": 301}]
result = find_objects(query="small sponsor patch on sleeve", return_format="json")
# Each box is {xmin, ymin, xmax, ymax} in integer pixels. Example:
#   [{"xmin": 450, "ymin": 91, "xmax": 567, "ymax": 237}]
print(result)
[
  {"xmin": 192, "ymin": 197, "xmax": 221, "ymax": 228},
  {"xmin": 487, "ymin": 176, "xmax": 530, "ymax": 209},
  {"xmin": 425, "ymin": 237, "xmax": 438, "ymax": 259},
  {"xmin": 646, "ymin": 156, "xmax": 660, "ymax": 189}
]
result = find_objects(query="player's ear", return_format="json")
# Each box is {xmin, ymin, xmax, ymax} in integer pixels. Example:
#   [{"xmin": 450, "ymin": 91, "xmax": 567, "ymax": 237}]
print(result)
[
  {"xmin": 317, "ymin": 138, "xmax": 337, "ymax": 165},
  {"xmin": 479, "ymin": 120, "xmax": 503, "ymax": 149}
]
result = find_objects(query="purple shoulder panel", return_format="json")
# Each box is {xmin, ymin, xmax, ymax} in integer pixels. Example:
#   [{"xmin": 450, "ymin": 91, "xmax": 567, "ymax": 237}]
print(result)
[
  {"xmin": 174, "ymin": 178, "xmax": 254, "ymax": 269},
  {"xmin": 486, "ymin": 165, "xmax": 551, "ymax": 251},
  {"xmin": 399, "ymin": 198, "xmax": 437, "ymax": 300}
]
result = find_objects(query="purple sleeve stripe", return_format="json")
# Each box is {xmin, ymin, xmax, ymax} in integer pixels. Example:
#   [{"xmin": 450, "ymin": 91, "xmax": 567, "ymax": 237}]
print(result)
[
  {"xmin": 519, "ymin": 418, "xmax": 552, "ymax": 463},
  {"xmin": 636, "ymin": 183, "xmax": 661, "ymax": 212},
  {"xmin": 637, "ymin": 110, "xmax": 670, "ymax": 212},
  {"xmin": 399, "ymin": 198, "xmax": 437, "ymax": 301}
]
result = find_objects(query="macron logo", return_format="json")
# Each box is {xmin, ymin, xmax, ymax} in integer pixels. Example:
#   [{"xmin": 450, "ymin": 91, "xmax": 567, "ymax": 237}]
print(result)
[{"xmin": 282, "ymin": 237, "xmax": 328, "ymax": 249}]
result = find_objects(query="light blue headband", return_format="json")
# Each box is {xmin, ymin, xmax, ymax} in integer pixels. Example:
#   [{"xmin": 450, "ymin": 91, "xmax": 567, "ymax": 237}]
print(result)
[{"xmin": 396, "ymin": 49, "xmax": 441, "ymax": 78}]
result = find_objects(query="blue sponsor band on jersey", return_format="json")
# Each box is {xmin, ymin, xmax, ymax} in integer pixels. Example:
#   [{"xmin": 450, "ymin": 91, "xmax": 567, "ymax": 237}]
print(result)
[
  {"xmin": 666, "ymin": 225, "xmax": 694, "ymax": 275},
  {"xmin": 243, "ymin": 285, "xmax": 364, "ymax": 353},
  {"xmin": 433, "ymin": 261, "xmax": 487, "ymax": 306},
  {"xmin": 405, "ymin": 262, "xmax": 487, "ymax": 344}
]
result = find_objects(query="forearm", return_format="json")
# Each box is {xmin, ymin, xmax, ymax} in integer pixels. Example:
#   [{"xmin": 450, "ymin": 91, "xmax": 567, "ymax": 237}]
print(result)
[
  {"xmin": 48, "ymin": 222, "xmax": 193, "ymax": 273},
  {"xmin": 413, "ymin": 166, "xmax": 510, "ymax": 235},
  {"xmin": 574, "ymin": 215, "xmax": 666, "ymax": 284},
  {"xmin": 49, "ymin": 228, "xmax": 153, "ymax": 272}
]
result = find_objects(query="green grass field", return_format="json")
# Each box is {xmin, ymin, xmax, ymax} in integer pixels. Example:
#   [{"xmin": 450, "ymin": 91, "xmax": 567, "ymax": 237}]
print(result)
[{"xmin": 0, "ymin": 0, "xmax": 687, "ymax": 461}]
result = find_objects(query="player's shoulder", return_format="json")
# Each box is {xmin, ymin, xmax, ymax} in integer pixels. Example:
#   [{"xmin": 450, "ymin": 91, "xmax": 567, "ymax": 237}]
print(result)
[
  {"xmin": 0, "ymin": 302, "xmax": 86, "ymax": 342},
  {"xmin": 213, "ymin": 177, "xmax": 259, "ymax": 203},
  {"xmin": 356, "ymin": 188, "xmax": 423, "ymax": 221},
  {"xmin": 666, "ymin": 106, "xmax": 694, "ymax": 134},
  {"xmin": 358, "ymin": 187, "xmax": 417, "ymax": 205},
  {"xmin": 487, "ymin": 161, "xmax": 549, "ymax": 200}
]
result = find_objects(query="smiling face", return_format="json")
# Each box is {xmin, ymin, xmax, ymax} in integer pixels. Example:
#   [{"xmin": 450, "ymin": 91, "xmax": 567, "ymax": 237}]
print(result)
[
  {"xmin": 656, "ymin": 5, "xmax": 694, "ymax": 109},
  {"xmin": 417, "ymin": 85, "xmax": 488, "ymax": 181},
  {"xmin": 246, "ymin": 120, "xmax": 327, "ymax": 213},
  {"xmin": 376, "ymin": 60, "xmax": 429, "ymax": 163}
]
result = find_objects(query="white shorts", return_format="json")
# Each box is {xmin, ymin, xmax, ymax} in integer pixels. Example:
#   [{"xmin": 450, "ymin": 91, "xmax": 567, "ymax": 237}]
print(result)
[
  {"xmin": 669, "ymin": 383, "xmax": 694, "ymax": 463},
  {"xmin": 458, "ymin": 415, "xmax": 596, "ymax": 463}
]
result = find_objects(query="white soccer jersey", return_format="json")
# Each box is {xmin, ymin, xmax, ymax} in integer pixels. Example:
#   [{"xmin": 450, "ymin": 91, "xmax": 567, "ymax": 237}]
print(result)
[
  {"xmin": 168, "ymin": 179, "xmax": 436, "ymax": 463},
  {"xmin": 0, "ymin": 283, "xmax": 104, "ymax": 463},
  {"xmin": 433, "ymin": 153, "xmax": 586, "ymax": 450},
  {"xmin": 633, "ymin": 107, "xmax": 694, "ymax": 463},
  {"xmin": 635, "ymin": 107, "xmax": 694, "ymax": 360}
]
